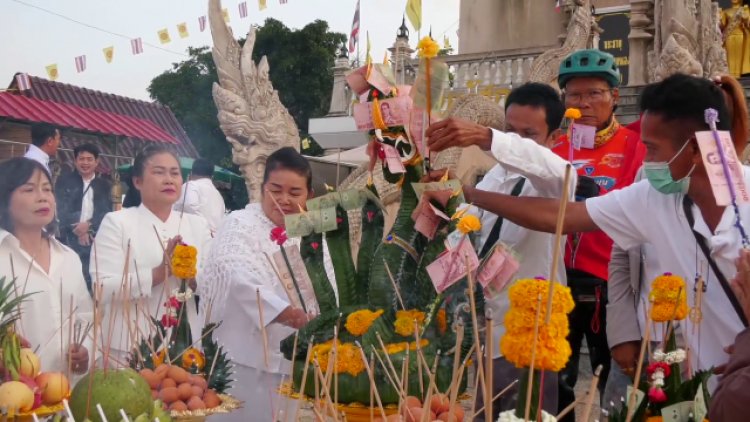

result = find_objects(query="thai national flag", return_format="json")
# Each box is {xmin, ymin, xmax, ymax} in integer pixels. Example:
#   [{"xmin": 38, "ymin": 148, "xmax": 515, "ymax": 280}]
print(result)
[
  {"xmin": 75, "ymin": 55, "xmax": 86, "ymax": 73},
  {"xmin": 15, "ymin": 73, "xmax": 31, "ymax": 91},
  {"xmin": 348, "ymin": 0, "xmax": 360, "ymax": 53},
  {"xmin": 131, "ymin": 38, "xmax": 144, "ymax": 55},
  {"xmin": 239, "ymin": 1, "xmax": 248, "ymax": 17},
  {"xmin": 199, "ymin": 15, "xmax": 207, "ymax": 32}
]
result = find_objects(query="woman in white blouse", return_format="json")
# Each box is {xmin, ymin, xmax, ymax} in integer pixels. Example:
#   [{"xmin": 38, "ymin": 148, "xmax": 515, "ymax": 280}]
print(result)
[
  {"xmin": 0, "ymin": 158, "xmax": 92, "ymax": 375},
  {"xmin": 91, "ymin": 146, "xmax": 211, "ymax": 364}
]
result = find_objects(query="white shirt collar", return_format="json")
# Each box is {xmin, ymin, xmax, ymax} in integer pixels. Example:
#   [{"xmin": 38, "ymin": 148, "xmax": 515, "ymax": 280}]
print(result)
[{"xmin": 24, "ymin": 145, "xmax": 50, "ymax": 172}]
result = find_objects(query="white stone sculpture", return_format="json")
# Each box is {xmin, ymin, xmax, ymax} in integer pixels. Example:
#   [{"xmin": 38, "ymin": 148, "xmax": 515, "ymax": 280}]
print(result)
[{"xmin": 208, "ymin": 0, "xmax": 300, "ymax": 202}]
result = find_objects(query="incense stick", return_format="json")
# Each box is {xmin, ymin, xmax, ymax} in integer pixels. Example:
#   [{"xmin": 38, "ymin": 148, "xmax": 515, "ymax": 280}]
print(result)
[
  {"xmin": 282, "ymin": 331, "xmax": 299, "ymax": 420},
  {"xmin": 625, "ymin": 302, "xmax": 653, "ymax": 422},
  {"xmin": 256, "ymin": 289, "xmax": 270, "ymax": 369},
  {"xmin": 355, "ymin": 341, "xmax": 387, "ymax": 420},
  {"xmin": 466, "ymin": 254, "xmax": 487, "ymax": 408},
  {"xmin": 485, "ymin": 312, "xmax": 494, "ymax": 422},
  {"xmin": 524, "ymin": 294, "xmax": 543, "ymax": 421},
  {"xmin": 472, "ymin": 379, "xmax": 519, "ymax": 419},
  {"xmin": 545, "ymin": 164, "xmax": 572, "ymax": 323},
  {"xmin": 293, "ymin": 336, "xmax": 315, "ymax": 421},
  {"xmin": 581, "ymin": 365, "xmax": 603, "ymax": 422}
]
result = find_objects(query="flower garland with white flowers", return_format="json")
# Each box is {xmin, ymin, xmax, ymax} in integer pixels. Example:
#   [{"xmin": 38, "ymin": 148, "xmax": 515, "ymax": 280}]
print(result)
[{"xmin": 498, "ymin": 409, "xmax": 557, "ymax": 422}]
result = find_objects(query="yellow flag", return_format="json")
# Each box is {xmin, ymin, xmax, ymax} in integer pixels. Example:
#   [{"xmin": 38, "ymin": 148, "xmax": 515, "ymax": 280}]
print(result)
[
  {"xmin": 103, "ymin": 46, "xmax": 114, "ymax": 63},
  {"xmin": 222, "ymin": 8, "xmax": 230, "ymax": 22},
  {"xmin": 259, "ymin": 0, "xmax": 267, "ymax": 10},
  {"xmin": 157, "ymin": 28, "xmax": 171, "ymax": 44},
  {"xmin": 45, "ymin": 64, "xmax": 58, "ymax": 81},
  {"xmin": 365, "ymin": 31, "xmax": 372, "ymax": 66},
  {"xmin": 443, "ymin": 35, "xmax": 452, "ymax": 50},
  {"xmin": 177, "ymin": 22, "xmax": 189, "ymax": 39},
  {"xmin": 405, "ymin": 0, "xmax": 422, "ymax": 31},
  {"xmin": 383, "ymin": 51, "xmax": 389, "ymax": 65}
]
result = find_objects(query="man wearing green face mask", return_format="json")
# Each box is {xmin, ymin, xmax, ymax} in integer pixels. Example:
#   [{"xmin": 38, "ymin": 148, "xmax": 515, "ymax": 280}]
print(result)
[{"xmin": 425, "ymin": 73, "xmax": 750, "ymax": 393}]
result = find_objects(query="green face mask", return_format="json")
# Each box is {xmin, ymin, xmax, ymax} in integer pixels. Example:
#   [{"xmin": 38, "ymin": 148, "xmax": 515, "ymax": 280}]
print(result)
[{"xmin": 643, "ymin": 138, "xmax": 696, "ymax": 194}]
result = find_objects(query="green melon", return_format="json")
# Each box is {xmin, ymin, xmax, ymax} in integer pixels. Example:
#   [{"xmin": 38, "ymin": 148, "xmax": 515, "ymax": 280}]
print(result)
[{"xmin": 69, "ymin": 368, "xmax": 153, "ymax": 422}]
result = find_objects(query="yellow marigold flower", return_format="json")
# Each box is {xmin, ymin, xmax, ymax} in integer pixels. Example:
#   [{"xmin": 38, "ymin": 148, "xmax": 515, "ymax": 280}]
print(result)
[
  {"xmin": 385, "ymin": 342, "xmax": 407, "ymax": 355},
  {"xmin": 345, "ymin": 309, "xmax": 384, "ymax": 336},
  {"xmin": 396, "ymin": 309, "xmax": 426, "ymax": 324},
  {"xmin": 649, "ymin": 273, "xmax": 688, "ymax": 322},
  {"xmin": 417, "ymin": 36, "xmax": 440, "ymax": 59},
  {"xmin": 171, "ymin": 244, "xmax": 197, "ymax": 279},
  {"xmin": 337, "ymin": 343, "xmax": 365, "ymax": 376},
  {"xmin": 181, "ymin": 347, "xmax": 206, "ymax": 371},
  {"xmin": 408, "ymin": 339, "xmax": 429, "ymax": 350},
  {"xmin": 564, "ymin": 108, "xmax": 582, "ymax": 120},
  {"xmin": 394, "ymin": 316, "xmax": 415, "ymax": 337},
  {"xmin": 436, "ymin": 309, "xmax": 447, "ymax": 334},
  {"xmin": 456, "ymin": 214, "xmax": 482, "ymax": 235}
]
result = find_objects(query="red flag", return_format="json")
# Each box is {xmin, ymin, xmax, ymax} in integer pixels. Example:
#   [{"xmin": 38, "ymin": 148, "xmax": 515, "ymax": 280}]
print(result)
[
  {"xmin": 15, "ymin": 73, "xmax": 31, "ymax": 91},
  {"xmin": 131, "ymin": 38, "xmax": 143, "ymax": 55},
  {"xmin": 75, "ymin": 55, "xmax": 87, "ymax": 73},
  {"xmin": 239, "ymin": 1, "xmax": 248, "ymax": 18},
  {"xmin": 198, "ymin": 15, "xmax": 207, "ymax": 32},
  {"xmin": 349, "ymin": 0, "xmax": 360, "ymax": 53}
]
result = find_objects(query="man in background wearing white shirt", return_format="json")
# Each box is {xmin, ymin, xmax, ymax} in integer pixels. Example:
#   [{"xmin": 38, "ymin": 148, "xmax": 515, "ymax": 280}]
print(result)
[
  {"xmin": 55, "ymin": 143, "xmax": 112, "ymax": 289},
  {"xmin": 173, "ymin": 158, "xmax": 226, "ymax": 235},
  {"xmin": 429, "ymin": 83, "xmax": 583, "ymax": 421},
  {"xmin": 24, "ymin": 123, "xmax": 60, "ymax": 175}
]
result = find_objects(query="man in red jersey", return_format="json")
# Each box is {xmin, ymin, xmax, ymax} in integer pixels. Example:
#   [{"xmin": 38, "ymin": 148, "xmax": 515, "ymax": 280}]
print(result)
[{"xmin": 553, "ymin": 49, "xmax": 645, "ymax": 420}]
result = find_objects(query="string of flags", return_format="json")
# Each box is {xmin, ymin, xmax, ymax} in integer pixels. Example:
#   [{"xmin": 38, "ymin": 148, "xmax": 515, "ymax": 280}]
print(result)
[{"xmin": 40, "ymin": 0, "xmax": 290, "ymax": 82}]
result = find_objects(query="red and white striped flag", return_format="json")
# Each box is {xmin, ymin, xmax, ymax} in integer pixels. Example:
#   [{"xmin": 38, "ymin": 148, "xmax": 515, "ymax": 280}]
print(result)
[
  {"xmin": 75, "ymin": 55, "xmax": 87, "ymax": 73},
  {"xmin": 348, "ymin": 0, "xmax": 360, "ymax": 53},
  {"xmin": 131, "ymin": 37, "xmax": 144, "ymax": 55},
  {"xmin": 239, "ymin": 1, "xmax": 248, "ymax": 17},
  {"xmin": 15, "ymin": 73, "xmax": 31, "ymax": 91},
  {"xmin": 198, "ymin": 15, "xmax": 207, "ymax": 32}
]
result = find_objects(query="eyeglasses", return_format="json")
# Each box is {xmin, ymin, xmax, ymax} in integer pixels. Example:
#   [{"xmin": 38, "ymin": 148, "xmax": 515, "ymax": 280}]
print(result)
[{"xmin": 563, "ymin": 88, "xmax": 612, "ymax": 104}]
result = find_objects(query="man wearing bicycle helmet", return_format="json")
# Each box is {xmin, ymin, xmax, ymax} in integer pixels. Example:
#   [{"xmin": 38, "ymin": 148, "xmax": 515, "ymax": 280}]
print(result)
[{"xmin": 553, "ymin": 49, "xmax": 646, "ymax": 420}]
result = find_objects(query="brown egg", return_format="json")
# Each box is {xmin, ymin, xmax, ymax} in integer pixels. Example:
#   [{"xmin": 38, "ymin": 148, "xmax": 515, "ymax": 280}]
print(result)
[
  {"xmin": 430, "ymin": 393, "xmax": 450, "ymax": 415},
  {"xmin": 169, "ymin": 400, "xmax": 188, "ymax": 412},
  {"xmin": 386, "ymin": 414, "xmax": 404, "ymax": 421},
  {"xmin": 203, "ymin": 389, "xmax": 221, "ymax": 408},
  {"xmin": 139, "ymin": 369, "xmax": 160, "ymax": 389},
  {"xmin": 187, "ymin": 396, "xmax": 206, "ymax": 411},
  {"xmin": 177, "ymin": 383, "xmax": 193, "ymax": 401},
  {"xmin": 401, "ymin": 396, "xmax": 421, "ymax": 415},
  {"xmin": 154, "ymin": 364, "xmax": 170, "ymax": 378},
  {"xmin": 404, "ymin": 407, "xmax": 434, "ymax": 422},
  {"xmin": 159, "ymin": 386, "xmax": 179, "ymax": 404},
  {"xmin": 161, "ymin": 378, "xmax": 177, "ymax": 389},
  {"xmin": 167, "ymin": 366, "xmax": 190, "ymax": 384},
  {"xmin": 437, "ymin": 405, "xmax": 465, "ymax": 422},
  {"xmin": 191, "ymin": 385, "xmax": 203, "ymax": 397}
]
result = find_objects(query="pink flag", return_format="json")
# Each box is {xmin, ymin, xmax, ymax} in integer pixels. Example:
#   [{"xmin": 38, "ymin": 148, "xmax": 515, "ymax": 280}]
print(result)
[
  {"xmin": 239, "ymin": 1, "xmax": 248, "ymax": 18},
  {"xmin": 74, "ymin": 55, "xmax": 87, "ymax": 73},
  {"xmin": 198, "ymin": 15, "xmax": 207, "ymax": 32},
  {"xmin": 15, "ymin": 73, "xmax": 31, "ymax": 91},
  {"xmin": 131, "ymin": 38, "xmax": 144, "ymax": 55},
  {"xmin": 349, "ymin": 0, "xmax": 360, "ymax": 53}
]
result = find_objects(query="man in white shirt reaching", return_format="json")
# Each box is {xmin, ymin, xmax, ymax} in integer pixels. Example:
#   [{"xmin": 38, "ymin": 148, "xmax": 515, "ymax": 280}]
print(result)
[
  {"xmin": 173, "ymin": 158, "xmax": 226, "ymax": 235},
  {"xmin": 24, "ymin": 123, "xmax": 60, "ymax": 175},
  {"xmin": 432, "ymin": 83, "xmax": 583, "ymax": 421},
  {"xmin": 427, "ymin": 73, "xmax": 750, "ymax": 392}
]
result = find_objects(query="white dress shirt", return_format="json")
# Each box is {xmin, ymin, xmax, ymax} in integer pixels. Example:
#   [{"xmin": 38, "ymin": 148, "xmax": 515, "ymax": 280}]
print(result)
[
  {"xmin": 587, "ymin": 169, "xmax": 750, "ymax": 386},
  {"xmin": 91, "ymin": 205, "xmax": 212, "ymax": 354},
  {"xmin": 0, "ymin": 230, "xmax": 93, "ymax": 374},
  {"xmin": 199, "ymin": 203, "xmax": 337, "ymax": 373},
  {"xmin": 466, "ymin": 129, "xmax": 577, "ymax": 358},
  {"xmin": 79, "ymin": 175, "xmax": 95, "ymax": 223},
  {"xmin": 173, "ymin": 178, "xmax": 226, "ymax": 235},
  {"xmin": 24, "ymin": 144, "xmax": 50, "ymax": 174}
]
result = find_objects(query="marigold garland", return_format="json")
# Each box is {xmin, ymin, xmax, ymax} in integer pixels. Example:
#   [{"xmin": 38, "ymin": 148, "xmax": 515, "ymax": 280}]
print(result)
[
  {"xmin": 344, "ymin": 309, "xmax": 384, "ymax": 336},
  {"xmin": 384, "ymin": 339, "xmax": 429, "ymax": 355},
  {"xmin": 309, "ymin": 340, "xmax": 366, "ymax": 377},
  {"xmin": 649, "ymin": 273, "xmax": 688, "ymax": 322},
  {"xmin": 500, "ymin": 278, "xmax": 574, "ymax": 372},
  {"xmin": 171, "ymin": 244, "xmax": 197, "ymax": 279}
]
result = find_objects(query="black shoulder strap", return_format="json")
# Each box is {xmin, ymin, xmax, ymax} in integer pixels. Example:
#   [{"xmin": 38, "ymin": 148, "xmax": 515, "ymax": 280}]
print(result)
[
  {"xmin": 682, "ymin": 195, "xmax": 748, "ymax": 327},
  {"xmin": 479, "ymin": 178, "xmax": 526, "ymax": 259}
]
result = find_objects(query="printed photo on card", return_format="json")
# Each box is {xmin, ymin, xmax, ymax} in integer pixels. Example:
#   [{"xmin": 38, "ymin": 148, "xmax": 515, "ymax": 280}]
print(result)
[
  {"xmin": 695, "ymin": 130, "xmax": 750, "ymax": 206},
  {"xmin": 353, "ymin": 96, "xmax": 413, "ymax": 131}
]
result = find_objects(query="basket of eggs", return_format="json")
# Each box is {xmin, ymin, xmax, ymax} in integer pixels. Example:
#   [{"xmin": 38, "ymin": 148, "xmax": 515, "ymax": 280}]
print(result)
[{"xmin": 139, "ymin": 363, "xmax": 240, "ymax": 422}]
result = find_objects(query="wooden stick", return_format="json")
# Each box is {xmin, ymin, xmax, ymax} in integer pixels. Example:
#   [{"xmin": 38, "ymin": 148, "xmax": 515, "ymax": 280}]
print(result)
[
  {"xmin": 312, "ymin": 360, "xmax": 339, "ymax": 422},
  {"xmin": 472, "ymin": 379, "xmax": 519, "ymax": 419},
  {"xmin": 420, "ymin": 352, "xmax": 441, "ymax": 422},
  {"xmin": 466, "ymin": 254, "xmax": 487, "ymax": 407},
  {"xmin": 626, "ymin": 302, "xmax": 653, "ymax": 422},
  {"xmin": 545, "ymin": 164, "xmax": 572, "ymax": 323},
  {"xmin": 293, "ymin": 337, "xmax": 315, "ymax": 421},
  {"xmin": 67, "ymin": 295, "xmax": 75, "ymax": 380},
  {"xmin": 555, "ymin": 392, "xmax": 586, "ymax": 419},
  {"xmin": 355, "ymin": 342, "xmax": 388, "ymax": 420},
  {"xmin": 524, "ymin": 294, "xmax": 543, "ymax": 421},
  {"xmin": 581, "ymin": 365, "xmax": 603, "ymax": 422},
  {"xmin": 371, "ymin": 345, "xmax": 405, "ymax": 399},
  {"xmin": 96, "ymin": 403, "xmax": 109, "ymax": 422},
  {"xmin": 485, "ymin": 312, "xmax": 494, "ymax": 422},
  {"xmin": 449, "ymin": 343, "xmax": 476, "ymax": 415},
  {"xmin": 273, "ymin": 375, "xmax": 287, "ymax": 422},
  {"xmin": 383, "ymin": 261, "xmax": 406, "ymax": 311},
  {"xmin": 256, "ymin": 288, "xmax": 270, "ymax": 369},
  {"xmin": 449, "ymin": 322, "xmax": 464, "ymax": 399},
  {"xmin": 415, "ymin": 321, "xmax": 424, "ymax": 396},
  {"xmin": 282, "ymin": 331, "xmax": 299, "ymax": 420},
  {"xmin": 376, "ymin": 332, "xmax": 403, "ymax": 386}
]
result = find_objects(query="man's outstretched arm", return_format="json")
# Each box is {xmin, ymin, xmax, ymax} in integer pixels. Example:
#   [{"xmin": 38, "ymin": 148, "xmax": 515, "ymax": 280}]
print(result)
[{"xmin": 464, "ymin": 185, "xmax": 600, "ymax": 234}]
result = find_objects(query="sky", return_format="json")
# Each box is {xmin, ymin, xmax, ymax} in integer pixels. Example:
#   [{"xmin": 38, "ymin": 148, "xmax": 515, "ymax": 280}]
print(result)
[{"xmin": 0, "ymin": 0, "xmax": 460, "ymax": 101}]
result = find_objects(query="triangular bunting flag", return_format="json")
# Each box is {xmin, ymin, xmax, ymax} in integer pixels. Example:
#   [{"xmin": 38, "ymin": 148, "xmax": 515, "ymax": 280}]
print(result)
[
  {"xmin": 45, "ymin": 64, "xmax": 58, "ymax": 81},
  {"xmin": 74, "ymin": 55, "xmax": 87, "ymax": 73},
  {"xmin": 131, "ymin": 38, "xmax": 144, "ymax": 55},
  {"xmin": 177, "ymin": 22, "xmax": 189, "ymax": 38},
  {"xmin": 222, "ymin": 8, "xmax": 230, "ymax": 22},
  {"xmin": 103, "ymin": 46, "xmax": 114, "ymax": 63},
  {"xmin": 158, "ymin": 28, "xmax": 171, "ymax": 44},
  {"xmin": 198, "ymin": 15, "xmax": 207, "ymax": 32}
]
